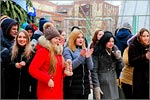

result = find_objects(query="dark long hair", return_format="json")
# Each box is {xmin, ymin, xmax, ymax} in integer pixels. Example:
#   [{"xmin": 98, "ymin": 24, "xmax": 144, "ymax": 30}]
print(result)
[{"xmin": 93, "ymin": 31, "xmax": 115, "ymax": 56}]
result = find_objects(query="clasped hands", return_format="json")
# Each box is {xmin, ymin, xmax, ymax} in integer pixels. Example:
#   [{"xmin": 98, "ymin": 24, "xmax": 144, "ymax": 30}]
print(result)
[
  {"xmin": 80, "ymin": 48, "xmax": 94, "ymax": 58},
  {"xmin": 15, "ymin": 61, "xmax": 26, "ymax": 69}
]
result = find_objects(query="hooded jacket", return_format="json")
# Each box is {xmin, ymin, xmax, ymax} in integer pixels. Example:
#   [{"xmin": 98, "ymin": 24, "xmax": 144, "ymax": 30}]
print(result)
[
  {"xmin": 115, "ymin": 28, "xmax": 132, "ymax": 55},
  {"xmin": 1, "ymin": 18, "xmax": 18, "ymax": 99},
  {"xmin": 1, "ymin": 18, "xmax": 18, "ymax": 41}
]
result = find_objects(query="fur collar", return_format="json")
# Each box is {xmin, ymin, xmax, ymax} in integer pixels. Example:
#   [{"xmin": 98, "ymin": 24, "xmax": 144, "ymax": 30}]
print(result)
[{"xmin": 38, "ymin": 36, "xmax": 63, "ymax": 54}]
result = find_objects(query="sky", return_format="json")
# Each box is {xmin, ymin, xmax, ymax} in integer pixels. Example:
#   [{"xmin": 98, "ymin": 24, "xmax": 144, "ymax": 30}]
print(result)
[
  {"xmin": 50, "ymin": 0, "xmax": 121, "ymax": 6},
  {"xmin": 50, "ymin": 1, "xmax": 74, "ymax": 5}
]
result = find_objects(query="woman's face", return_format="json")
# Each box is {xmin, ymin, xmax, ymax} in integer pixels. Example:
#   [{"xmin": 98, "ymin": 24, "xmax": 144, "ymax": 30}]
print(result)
[
  {"xmin": 105, "ymin": 37, "xmax": 114, "ymax": 49},
  {"xmin": 97, "ymin": 31, "xmax": 104, "ymax": 40},
  {"xmin": 140, "ymin": 31, "xmax": 150, "ymax": 45},
  {"xmin": 59, "ymin": 31, "xmax": 66, "ymax": 45},
  {"xmin": 17, "ymin": 32, "xmax": 27, "ymax": 47},
  {"xmin": 75, "ymin": 33, "xmax": 84, "ymax": 46},
  {"xmin": 60, "ymin": 31, "xmax": 66, "ymax": 40},
  {"xmin": 51, "ymin": 37, "xmax": 60, "ymax": 45},
  {"xmin": 27, "ymin": 29, "xmax": 33, "ymax": 38}
]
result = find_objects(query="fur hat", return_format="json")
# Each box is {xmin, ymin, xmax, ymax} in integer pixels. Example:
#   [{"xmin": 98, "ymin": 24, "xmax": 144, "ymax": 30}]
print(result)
[
  {"xmin": 39, "ymin": 18, "xmax": 48, "ymax": 32},
  {"xmin": 44, "ymin": 26, "xmax": 60, "ymax": 40}
]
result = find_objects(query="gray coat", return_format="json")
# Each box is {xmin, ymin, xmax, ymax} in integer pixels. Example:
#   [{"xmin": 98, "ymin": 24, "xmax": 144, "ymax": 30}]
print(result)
[{"xmin": 91, "ymin": 46, "xmax": 124, "ymax": 99}]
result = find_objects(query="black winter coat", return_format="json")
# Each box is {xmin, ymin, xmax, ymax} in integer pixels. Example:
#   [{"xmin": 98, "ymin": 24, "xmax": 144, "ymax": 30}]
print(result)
[
  {"xmin": 5, "ymin": 48, "xmax": 37, "ymax": 99},
  {"xmin": 129, "ymin": 37, "xmax": 149, "ymax": 99},
  {"xmin": 64, "ymin": 63, "xmax": 90, "ymax": 96},
  {"xmin": 1, "ymin": 29, "xmax": 14, "ymax": 99}
]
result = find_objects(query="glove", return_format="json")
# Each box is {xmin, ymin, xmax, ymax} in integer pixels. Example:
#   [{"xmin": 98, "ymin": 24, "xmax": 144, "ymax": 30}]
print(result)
[
  {"xmin": 114, "ymin": 50, "xmax": 121, "ymax": 59},
  {"xmin": 94, "ymin": 87, "xmax": 103, "ymax": 100},
  {"xmin": 31, "ymin": 39, "xmax": 37, "ymax": 52}
]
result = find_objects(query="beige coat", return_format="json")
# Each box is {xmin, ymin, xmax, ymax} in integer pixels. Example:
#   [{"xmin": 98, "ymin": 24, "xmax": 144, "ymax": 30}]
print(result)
[{"xmin": 120, "ymin": 47, "xmax": 134, "ymax": 85}]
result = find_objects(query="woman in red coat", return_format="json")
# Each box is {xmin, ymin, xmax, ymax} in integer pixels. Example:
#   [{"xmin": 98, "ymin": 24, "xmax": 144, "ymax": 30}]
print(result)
[{"xmin": 29, "ymin": 26, "xmax": 72, "ymax": 99}]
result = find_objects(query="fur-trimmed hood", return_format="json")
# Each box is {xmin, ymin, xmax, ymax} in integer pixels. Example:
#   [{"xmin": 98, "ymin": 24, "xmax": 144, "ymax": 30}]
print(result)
[{"xmin": 37, "ymin": 35, "xmax": 63, "ymax": 54}]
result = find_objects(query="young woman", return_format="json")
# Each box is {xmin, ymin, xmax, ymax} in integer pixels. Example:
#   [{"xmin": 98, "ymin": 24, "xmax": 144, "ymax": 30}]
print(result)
[
  {"xmin": 25, "ymin": 25, "xmax": 35, "ymax": 39},
  {"xmin": 119, "ymin": 46, "xmax": 134, "ymax": 99},
  {"xmin": 29, "ymin": 26, "xmax": 72, "ymax": 99},
  {"xmin": 91, "ymin": 31, "xmax": 124, "ymax": 99},
  {"xmin": 9, "ymin": 30, "xmax": 37, "ymax": 99},
  {"xmin": 90, "ymin": 30, "xmax": 104, "ymax": 49},
  {"xmin": 128, "ymin": 28, "xmax": 150, "ymax": 99},
  {"xmin": 63, "ymin": 30, "xmax": 93, "ymax": 99},
  {"xmin": 58, "ymin": 29, "xmax": 67, "ymax": 46}
]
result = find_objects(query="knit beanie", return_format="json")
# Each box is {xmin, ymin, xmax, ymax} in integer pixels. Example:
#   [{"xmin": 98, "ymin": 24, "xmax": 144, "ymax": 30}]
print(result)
[
  {"xmin": 1, "ymin": 18, "xmax": 18, "ymax": 36},
  {"xmin": 39, "ymin": 18, "xmax": 48, "ymax": 32},
  {"xmin": 44, "ymin": 26, "xmax": 60, "ymax": 40},
  {"xmin": 122, "ymin": 22, "xmax": 131, "ymax": 30},
  {"xmin": 43, "ymin": 22, "xmax": 54, "ymax": 31}
]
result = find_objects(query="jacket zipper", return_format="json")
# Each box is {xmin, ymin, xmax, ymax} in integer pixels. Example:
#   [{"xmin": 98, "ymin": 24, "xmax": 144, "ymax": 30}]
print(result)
[
  {"xmin": 82, "ymin": 64, "xmax": 85, "ymax": 95},
  {"xmin": 17, "ymin": 54, "xmax": 23, "ymax": 99}
]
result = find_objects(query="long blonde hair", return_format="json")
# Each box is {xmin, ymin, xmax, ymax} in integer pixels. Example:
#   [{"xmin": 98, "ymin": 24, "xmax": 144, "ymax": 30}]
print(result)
[
  {"xmin": 11, "ymin": 30, "xmax": 32, "ymax": 61},
  {"xmin": 68, "ymin": 30, "xmax": 86, "ymax": 52},
  {"xmin": 38, "ymin": 35, "xmax": 64, "ymax": 75},
  {"xmin": 48, "ymin": 42, "xmax": 64, "ymax": 75}
]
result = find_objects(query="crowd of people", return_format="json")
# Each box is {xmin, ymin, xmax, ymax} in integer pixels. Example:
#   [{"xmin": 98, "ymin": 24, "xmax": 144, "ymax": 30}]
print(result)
[{"xmin": 0, "ymin": 15, "xmax": 149, "ymax": 99}]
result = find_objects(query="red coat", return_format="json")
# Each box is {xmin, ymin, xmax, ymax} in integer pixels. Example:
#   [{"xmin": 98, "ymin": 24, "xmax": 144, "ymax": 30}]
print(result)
[{"xmin": 29, "ymin": 44, "xmax": 64, "ymax": 99}]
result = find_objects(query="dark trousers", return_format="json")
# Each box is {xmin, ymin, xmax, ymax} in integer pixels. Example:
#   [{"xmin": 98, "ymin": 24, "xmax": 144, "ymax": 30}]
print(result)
[
  {"xmin": 121, "ymin": 82, "xmax": 133, "ymax": 99},
  {"xmin": 64, "ymin": 93, "xmax": 89, "ymax": 99}
]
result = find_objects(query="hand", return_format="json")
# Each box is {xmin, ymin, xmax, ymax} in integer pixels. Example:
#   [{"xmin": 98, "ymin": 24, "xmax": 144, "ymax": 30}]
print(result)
[
  {"xmin": 117, "ymin": 79, "xmax": 122, "ymax": 88},
  {"xmin": 20, "ymin": 61, "xmax": 26, "ymax": 66},
  {"xmin": 114, "ymin": 50, "xmax": 121, "ymax": 59},
  {"xmin": 146, "ymin": 51, "xmax": 150, "ymax": 60},
  {"xmin": 48, "ymin": 79, "xmax": 54, "ymax": 88},
  {"xmin": 66, "ymin": 59, "xmax": 72, "ymax": 66},
  {"xmin": 64, "ymin": 69, "xmax": 73, "ymax": 76},
  {"xmin": 86, "ymin": 48, "xmax": 93, "ymax": 58},
  {"xmin": 94, "ymin": 87, "xmax": 103, "ymax": 100},
  {"xmin": 64, "ymin": 59, "xmax": 73, "ymax": 76},
  {"xmin": 80, "ymin": 49, "xmax": 86, "ymax": 57},
  {"xmin": 15, "ymin": 62, "xmax": 22, "ymax": 69}
]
